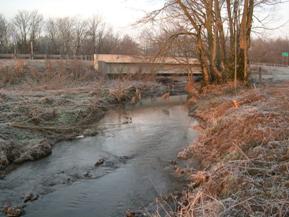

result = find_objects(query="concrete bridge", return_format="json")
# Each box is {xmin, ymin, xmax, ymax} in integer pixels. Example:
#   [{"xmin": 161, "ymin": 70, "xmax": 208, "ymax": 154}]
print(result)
[{"xmin": 94, "ymin": 54, "xmax": 201, "ymax": 76}]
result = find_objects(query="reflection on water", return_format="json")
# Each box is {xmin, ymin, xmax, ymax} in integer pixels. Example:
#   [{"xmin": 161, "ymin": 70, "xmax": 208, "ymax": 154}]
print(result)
[{"xmin": 0, "ymin": 96, "xmax": 198, "ymax": 217}]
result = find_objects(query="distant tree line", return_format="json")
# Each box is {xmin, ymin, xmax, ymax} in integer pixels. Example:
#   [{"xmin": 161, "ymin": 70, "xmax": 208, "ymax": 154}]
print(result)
[
  {"xmin": 0, "ymin": 11, "xmax": 140, "ymax": 55},
  {"xmin": 143, "ymin": 28, "xmax": 289, "ymax": 66},
  {"xmin": 1, "ymin": 10, "xmax": 288, "ymax": 66},
  {"xmin": 250, "ymin": 38, "xmax": 289, "ymax": 64},
  {"xmin": 139, "ymin": 27, "xmax": 196, "ymax": 58}
]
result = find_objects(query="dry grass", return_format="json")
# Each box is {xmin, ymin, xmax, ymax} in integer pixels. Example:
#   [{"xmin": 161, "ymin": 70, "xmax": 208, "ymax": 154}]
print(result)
[
  {"xmin": 174, "ymin": 81, "xmax": 289, "ymax": 217},
  {"xmin": 0, "ymin": 59, "xmax": 96, "ymax": 89}
]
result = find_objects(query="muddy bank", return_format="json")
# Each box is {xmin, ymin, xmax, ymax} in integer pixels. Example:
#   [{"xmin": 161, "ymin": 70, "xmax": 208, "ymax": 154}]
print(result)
[
  {"xmin": 0, "ymin": 78, "xmax": 187, "ymax": 176},
  {"xmin": 170, "ymin": 81, "xmax": 289, "ymax": 216}
]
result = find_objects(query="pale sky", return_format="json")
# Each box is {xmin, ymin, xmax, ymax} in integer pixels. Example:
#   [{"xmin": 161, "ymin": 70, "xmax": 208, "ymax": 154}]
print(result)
[
  {"xmin": 0, "ymin": 0, "xmax": 164, "ymax": 35},
  {"xmin": 0, "ymin": 0, "xmax": 289, "ymax": 38}
]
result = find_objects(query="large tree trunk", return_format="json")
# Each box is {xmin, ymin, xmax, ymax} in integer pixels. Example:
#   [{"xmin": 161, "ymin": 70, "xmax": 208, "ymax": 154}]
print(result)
[
  {"xmin": 205, "ymin": 0, "xmax": 222, "ymax": 81},
  {"xmin": 172, "ymin": 0, "xmax": 254, "ymax": 85},
  {"xmin": 214, "ymin": 0, "xmax": 226, "ymax": 69},
  {"xmin": 226, "ymin": 0, "xmax": 235, "ymax": 59},
  {"xmin": 196, "ymin": 26, "xmax": 210, "ymax": 85},
  {"xmin": 245, "ymin": 0, "xmax": 254, "ymax": 81},
  {"xmin": 240, "ymin": 0, "xmax": 254, "ymax": 81},
  {"xmin": 175, "ymin": 0, "xmax": 210, "ymax": 84}
]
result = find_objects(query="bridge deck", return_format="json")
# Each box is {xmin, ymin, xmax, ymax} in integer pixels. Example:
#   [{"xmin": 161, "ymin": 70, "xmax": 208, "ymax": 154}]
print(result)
[{"xmin": 94, "ymin": 54, "xmax": 201, "ymax": 75}]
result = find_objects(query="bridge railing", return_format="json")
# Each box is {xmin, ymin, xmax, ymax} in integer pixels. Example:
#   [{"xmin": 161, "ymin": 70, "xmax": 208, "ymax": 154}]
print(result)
[
  {"xmin": 251, "ymin": 62, "xmax": 289, "ymax": 68},
  {"xmin": 0, "ymin": 53, "xmax": 93, "ymax": 60}
]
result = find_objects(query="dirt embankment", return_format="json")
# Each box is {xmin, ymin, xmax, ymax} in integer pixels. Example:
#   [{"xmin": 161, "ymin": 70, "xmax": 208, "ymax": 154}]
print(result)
[
  {"xmin": 174, "ymin": 81, "xmax": 289, "ymax": 217},
  {"xmin": 0, "ymin": 60, "xmax": 178, "ymax": 176}
]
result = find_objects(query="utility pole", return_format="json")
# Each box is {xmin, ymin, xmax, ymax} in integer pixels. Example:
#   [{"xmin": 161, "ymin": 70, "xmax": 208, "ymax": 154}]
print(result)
[{"xmin": 30, "ymin": 41, "xmax": 34, "ymax": 59}]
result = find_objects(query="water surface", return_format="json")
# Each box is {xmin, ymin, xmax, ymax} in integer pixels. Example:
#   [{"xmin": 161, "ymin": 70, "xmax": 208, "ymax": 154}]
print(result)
[{"xmin": 0, "ymin": 96, "xmax": 197, "ymax": 217}]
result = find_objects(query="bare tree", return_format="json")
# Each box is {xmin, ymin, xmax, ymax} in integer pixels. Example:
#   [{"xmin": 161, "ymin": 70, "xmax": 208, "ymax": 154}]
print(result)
[
  {"xmin": 56, "ymin": 17, "xmax": 75, "ymax": 55},
  {"xmin": 87, "ymin": 16, "xmax": 103, "ymax": 54},
  {"xmin": 29, "ymin": 11, "xmax": 43, "ymax": 52},
  {"xmin": 140, "ymin": 27, "xmax": 195, "ymax": 57},
  {"xmin": 74, "ymin": 18, "xmax": 87, "ymax": 55},
  {"xmin": 141, "ymin": 0, "xmax": 286, "ymax": 85},
  {"xmin": 1, "ymin": 12, "xmax": 141, "ymax": 56},
  {"xmin": 239, "ymin": 0, "xmax": 254, "ymax": 81},
  {"xmin": 13, "ymin": 11, "xmax": 31, "ymax": 53},
  {"xmin": 0, "ymin": 14, "xmax": 8, "ymax": 52},
  {"xmin": 46, "ymin": 18, "xmax": 59, "ymax": 54},
  {"xmin": 12, "ymin": 10, "xmax": 43, "ymax": 53},
  {"xmin": 116, "ymin": 35, "xmax": 140, "ymax": 55},
  {"xmin": 250, "ymin": 37, "xmax": 289, "ymax": 64},
  {"xmin": 99, "ymin": 29, "xmax": 120, "ymax": 54}
]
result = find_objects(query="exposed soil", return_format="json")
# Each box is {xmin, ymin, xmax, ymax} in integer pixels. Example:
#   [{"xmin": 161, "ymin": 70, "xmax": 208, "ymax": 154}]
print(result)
[{"xmin": 170, "ymin": 81, "xmax": 289, "ymax": 217}]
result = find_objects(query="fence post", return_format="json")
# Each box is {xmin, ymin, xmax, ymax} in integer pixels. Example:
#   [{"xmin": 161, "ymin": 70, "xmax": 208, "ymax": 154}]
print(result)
[
  {"xmin": 93, "ymin": 54, "xmax": 97, "ymax": 66},
  {"xmin": 258, "ymin": 67, "xmax": 262, "ymax": 84},
  {"xmin": 14, "ymin": 45, "xmax": 17, "ymax": 59},
  {"xmin": 30, "ymin": 41, "xmax": 34, "ymax": 59}
]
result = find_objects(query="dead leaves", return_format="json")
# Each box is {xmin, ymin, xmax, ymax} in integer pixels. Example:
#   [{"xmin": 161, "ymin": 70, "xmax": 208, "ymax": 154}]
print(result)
[
  {"xmin": 161, "ymin": 92, "xmax": 170, "ymax": 100},
  {"xmin": 232, "ymin": 99, "xmax": 240, "ymax": 108},
  {"xmin": 189, "ymin": 171, "xmax": 210, "ymax": 188}
]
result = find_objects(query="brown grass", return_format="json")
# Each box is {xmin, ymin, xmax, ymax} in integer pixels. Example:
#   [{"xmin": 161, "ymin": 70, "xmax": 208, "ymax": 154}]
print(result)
[
  {"xmin": 0, "ymin": 59, "xmax": 96, "ymax": 89},
  {"xmin": 174, "ymin": 81, "xmax": 289, "ymax": 217}
]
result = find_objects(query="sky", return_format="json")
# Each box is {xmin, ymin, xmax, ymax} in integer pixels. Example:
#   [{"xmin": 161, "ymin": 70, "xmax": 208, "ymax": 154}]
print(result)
[
  {"xmin": 0, "ymin": 0, "xmax": 289, "ymax": 38},
  {"xmin": 0, "ymin": 0, "xmax": 164, "ymax": 35},
  {"xmin": 253, "ymin": 1, "xmax": 289, "ymax": 38}
]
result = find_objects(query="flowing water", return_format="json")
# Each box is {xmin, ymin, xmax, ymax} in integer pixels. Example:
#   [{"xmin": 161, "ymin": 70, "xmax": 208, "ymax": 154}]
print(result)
[{"xmin": 0, "ymin": 96, "xmax": 198, "ymax": 217}]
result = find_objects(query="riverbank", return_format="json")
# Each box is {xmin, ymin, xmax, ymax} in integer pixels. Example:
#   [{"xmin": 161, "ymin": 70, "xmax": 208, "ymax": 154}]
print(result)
[
  {"xmin": 0, "ymin": 95, "xmax": 194, "ymax": 217},
  {"xmin": 173, "ymin": 81, "xmax": 289, "ymax": 216},
  {"xmin": 0, "ymin": 60, "xmax": 182, "ymax": 177}
]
